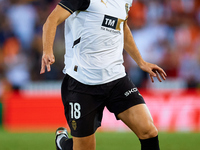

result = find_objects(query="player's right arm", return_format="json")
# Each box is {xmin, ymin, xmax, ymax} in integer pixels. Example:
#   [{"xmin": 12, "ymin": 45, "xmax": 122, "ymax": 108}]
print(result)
[{"xmin": 40, "ymin": 5, "xmax": 71, "ymax": 74}]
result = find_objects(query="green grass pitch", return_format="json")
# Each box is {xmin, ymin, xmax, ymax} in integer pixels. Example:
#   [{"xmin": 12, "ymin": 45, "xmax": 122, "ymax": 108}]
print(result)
[{"xmin": 0, "ymin": 127, "xmax": 200, "ymax": 150}]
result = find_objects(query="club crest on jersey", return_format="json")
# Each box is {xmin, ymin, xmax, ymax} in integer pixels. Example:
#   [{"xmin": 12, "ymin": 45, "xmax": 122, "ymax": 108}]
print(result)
[{"xmin": 101, "ymin": 15, "xmax": 124, "ymax": 34}]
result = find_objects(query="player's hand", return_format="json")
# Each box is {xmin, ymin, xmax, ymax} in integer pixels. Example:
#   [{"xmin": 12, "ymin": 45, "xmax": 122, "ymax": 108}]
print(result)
[
  {"xmin": 139, "ymin": 61, "xmax": 167, "ymax": 82},
  {"xmin": 40, "ymin": 53, "xmax": 55, "ymax": 74}
]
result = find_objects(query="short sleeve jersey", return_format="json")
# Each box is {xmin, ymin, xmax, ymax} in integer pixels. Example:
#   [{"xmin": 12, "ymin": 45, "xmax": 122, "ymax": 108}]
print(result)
[{"xmin": 59, "ymin": 0, "xmax": 133, "ymax": 85}]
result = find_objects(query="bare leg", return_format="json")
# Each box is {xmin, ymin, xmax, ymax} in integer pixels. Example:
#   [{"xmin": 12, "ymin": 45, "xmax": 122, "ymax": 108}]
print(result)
[
  {"xmin": 117, "ymin": 104, "xmax": 158, "ymax": 139},
  {"xmin": 73, "ymin": 134, "xmax": 96, "ymax": 150}
]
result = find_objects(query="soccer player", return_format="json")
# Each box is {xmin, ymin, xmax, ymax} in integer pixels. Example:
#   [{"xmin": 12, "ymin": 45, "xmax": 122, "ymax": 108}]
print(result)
[{"xmin": 40, "ymin": 0, "xmax": 167, "ymax": 150}]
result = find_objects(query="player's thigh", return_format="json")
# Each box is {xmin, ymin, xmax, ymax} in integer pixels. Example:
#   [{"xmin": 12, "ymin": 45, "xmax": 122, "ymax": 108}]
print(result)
[
  {"xmin": 73, "ymin": 133, "xmax": 96, "ymax": 150},
  {"xmin": 117, "ymin": 104, "xmax": 158, "ymax": 139}
]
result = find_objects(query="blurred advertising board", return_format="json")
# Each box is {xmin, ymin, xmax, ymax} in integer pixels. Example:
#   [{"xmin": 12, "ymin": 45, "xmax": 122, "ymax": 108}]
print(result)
[{"xmin": 2, "ymin": 89, "xmax": 200, "ymax": 132}]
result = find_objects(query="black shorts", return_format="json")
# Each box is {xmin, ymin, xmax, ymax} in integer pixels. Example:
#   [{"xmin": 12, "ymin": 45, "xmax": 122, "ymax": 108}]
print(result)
[{"xmin": 61, "ymin": 74, "xmax": 145, "ymax": 137}]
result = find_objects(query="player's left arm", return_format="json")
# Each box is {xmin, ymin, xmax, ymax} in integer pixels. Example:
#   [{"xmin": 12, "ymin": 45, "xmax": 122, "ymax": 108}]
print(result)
[{"xmin": 123, "ymin": 20, "xmax": 167, "ymax": 82}]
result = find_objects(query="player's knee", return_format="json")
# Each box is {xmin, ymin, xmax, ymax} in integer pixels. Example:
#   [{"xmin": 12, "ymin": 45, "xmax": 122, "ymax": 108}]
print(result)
[
  {"xmin": 73, "ymin": 135, "xmax": 96, "ymax": 150},
  {"xmin": 138, "ymin": 122, "xmax": 158, "ymax": 139}
]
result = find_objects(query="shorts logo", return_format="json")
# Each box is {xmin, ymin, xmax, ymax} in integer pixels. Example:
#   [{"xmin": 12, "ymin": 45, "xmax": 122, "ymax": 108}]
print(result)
[
  {"xmin": 72, "ymin": 120, "xmax": 77, "ymax": 130},
  {"xmin": 124, "ymin": 88, "xmax": 138, "ymax": 97}
]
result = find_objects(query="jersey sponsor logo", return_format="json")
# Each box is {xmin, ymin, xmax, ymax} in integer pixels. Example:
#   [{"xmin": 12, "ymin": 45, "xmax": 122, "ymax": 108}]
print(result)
[
  {"xmin": 101, "ymin": 15, "xmax": 124, "ymax": 34},
  {"xmin": 102, "ymin": 15, "xmax": 118, "ymax": 29},
  {"xmin": 124, "ymin": 88, "xmax": 138, "ymax": 97}
]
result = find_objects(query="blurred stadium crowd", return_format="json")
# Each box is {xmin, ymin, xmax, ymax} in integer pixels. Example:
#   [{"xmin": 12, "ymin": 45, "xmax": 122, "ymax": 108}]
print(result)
[{"xmin": 0, "ymin": 0, "xmax": 200, "ymax": 95}]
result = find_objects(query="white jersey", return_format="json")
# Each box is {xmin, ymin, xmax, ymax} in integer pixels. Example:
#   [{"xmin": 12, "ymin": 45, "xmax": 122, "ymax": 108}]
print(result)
[{"xmin": 61, "ymin": 0, "xmax": 132, "ymax": 85}]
